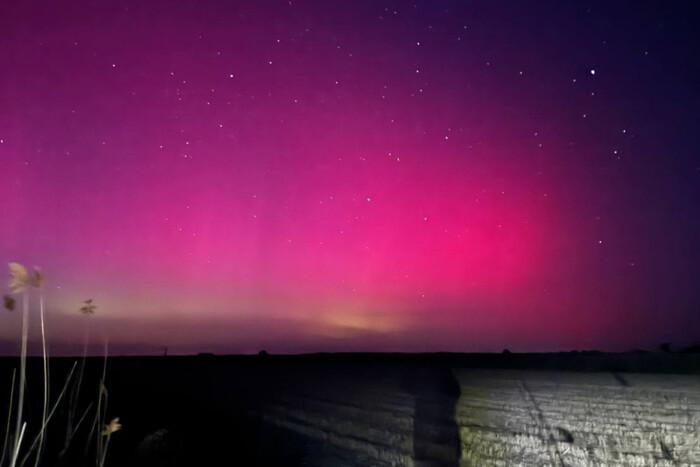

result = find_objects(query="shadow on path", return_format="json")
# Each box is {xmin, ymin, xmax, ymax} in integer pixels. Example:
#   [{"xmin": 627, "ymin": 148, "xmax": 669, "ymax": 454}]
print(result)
[{"xmin": 401, "ymin": 365, "xmax": 461, "ymax": 466}]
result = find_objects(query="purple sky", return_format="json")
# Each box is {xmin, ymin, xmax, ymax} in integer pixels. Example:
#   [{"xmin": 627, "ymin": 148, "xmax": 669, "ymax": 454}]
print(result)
[{"xmin": 1, "ymin": 0, "xmax": 699, "ymax": 355}]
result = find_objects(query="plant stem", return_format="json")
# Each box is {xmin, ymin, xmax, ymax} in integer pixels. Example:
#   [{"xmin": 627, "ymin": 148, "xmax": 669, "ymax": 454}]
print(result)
[
  {"xmin": 0, "ymin": 369, "xmax": 16, "ymax": 467},
  {"xmin": 10, "ymin": 424, "xmax": 26, "ymax": 467},
  {"xmin": 10, "ymin": 293, "xmax": 29, "ymax": 467},
  {"xmin": 33, "ymin": 293, "xmax": 49, "ymax": 467},
  {"xmin": 95, "ymin": 343, "xmax": 108, "ymax": 467},
  {"xmin": 63, "ymin": 323, "xmax": 89, "ymax": 458},
  {"xmin": 98, "ymin": 434, "xmax": 110, "ymax": 467},
  {"xmin": 72, "ymin": 401, "xmax": 94, "ymax": 441},
  {"xmin": 19, "ymin": 362, "xmax": 77, "ymax": 467}
]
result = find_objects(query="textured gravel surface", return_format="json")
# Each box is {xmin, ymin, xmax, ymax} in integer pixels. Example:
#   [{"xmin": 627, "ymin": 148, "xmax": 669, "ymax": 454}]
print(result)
[{"xmin": 259, "ymin": 368, "xmax": 700, "ymax": 466}]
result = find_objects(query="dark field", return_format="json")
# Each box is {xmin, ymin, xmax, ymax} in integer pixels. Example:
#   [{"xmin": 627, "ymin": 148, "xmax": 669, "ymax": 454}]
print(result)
[{"xmin": 1, "ymin": 352, "xmax": 699, "ymax": 466}]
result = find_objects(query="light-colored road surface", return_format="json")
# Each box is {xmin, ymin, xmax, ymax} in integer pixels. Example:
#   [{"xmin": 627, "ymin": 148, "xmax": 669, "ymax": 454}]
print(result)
[
  {"xmin": 259, "ymin": 368, "xmax": 700, "ymax": 466},
  {"xmin": 455, "ymin": 370, "xmax": 700, "ymax": 466}
]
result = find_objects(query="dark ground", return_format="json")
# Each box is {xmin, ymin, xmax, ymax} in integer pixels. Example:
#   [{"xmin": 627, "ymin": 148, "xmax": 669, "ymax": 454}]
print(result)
[{"xmin": 0, "ymin": 351, "xmax": 698, "ymax": 466}]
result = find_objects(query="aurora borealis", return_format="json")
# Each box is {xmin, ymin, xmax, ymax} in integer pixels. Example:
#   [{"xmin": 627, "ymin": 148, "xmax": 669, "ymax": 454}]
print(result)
[{"xmin": 1, "ymin": 1, "xmax": 698, "ymax": 355}]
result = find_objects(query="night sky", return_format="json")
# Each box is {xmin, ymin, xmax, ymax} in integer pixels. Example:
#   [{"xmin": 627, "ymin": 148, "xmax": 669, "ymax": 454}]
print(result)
[{"xmin": 1, "ymin": 1, "xmax": 699, "ymax": 355}]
